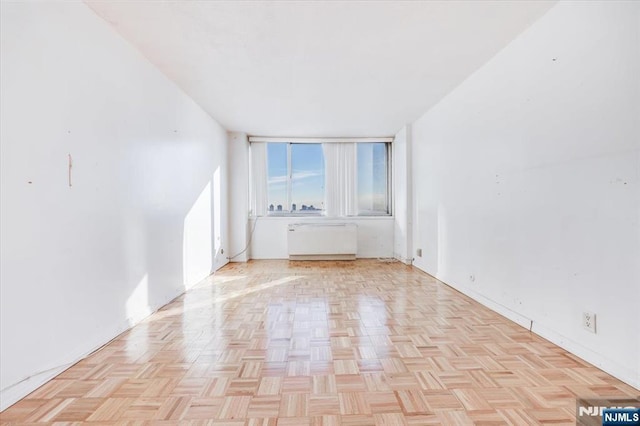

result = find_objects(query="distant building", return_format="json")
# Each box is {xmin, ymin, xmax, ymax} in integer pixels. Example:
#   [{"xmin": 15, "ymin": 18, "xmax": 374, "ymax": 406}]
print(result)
[
  {"xmin": 292, "ymin": 204, "xmax": 296, "ymax": 211},
  {"xmin": 277, "ymin": 204, "xmax": 282, "ymax": 211},
  {"xmin": 269, "ymin": 204, "xmax": 274, "ymax": 211}
]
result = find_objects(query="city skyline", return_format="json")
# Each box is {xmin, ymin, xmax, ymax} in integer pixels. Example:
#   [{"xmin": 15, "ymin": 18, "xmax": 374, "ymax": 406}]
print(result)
[{"xmin": 268, "ymin": 203, "xmax": 321, "ymax": 213}]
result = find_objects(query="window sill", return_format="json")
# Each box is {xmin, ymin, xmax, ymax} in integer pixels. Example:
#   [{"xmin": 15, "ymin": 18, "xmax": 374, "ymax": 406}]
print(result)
[
  {"xmin": 266, "ymin": 213, "xmax": 324, "ymax": 217},
  {"xmin": 250, "ymin": 215, "xmax": 394, "ymax": 221}
]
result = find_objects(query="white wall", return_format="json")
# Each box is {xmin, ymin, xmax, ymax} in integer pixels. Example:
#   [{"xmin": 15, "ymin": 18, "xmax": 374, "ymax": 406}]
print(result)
[
  {"xmin": 393, "ymin": 126, "xmax": 413, "ymax": 264},
  {"xmin": 228, "ymin": 132, "xmax": 250, "ymax": 262},
  {"xmin": 410, "ymin": 1, "xmax": 639, "ymax": 388},
  {"xmin": 249, "ymin": 217, "xmax": 394, "ymax": 259},
  {"xmin": 0, "ymin": 2, "xmax": 229, "ymax": 409}
]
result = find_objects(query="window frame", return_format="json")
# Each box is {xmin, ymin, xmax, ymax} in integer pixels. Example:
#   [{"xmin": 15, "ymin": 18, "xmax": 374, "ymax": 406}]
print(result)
[
  {"xmin": 356, "ymin": 142, "xmax": 392, "ymax": 217},
  {"xmin": 267, "ymin": 142, "xmax": 325, "ymax": 217},
  {"xmin": 256, "ymin": 139, "xmax": 393, "ymax": 218}
]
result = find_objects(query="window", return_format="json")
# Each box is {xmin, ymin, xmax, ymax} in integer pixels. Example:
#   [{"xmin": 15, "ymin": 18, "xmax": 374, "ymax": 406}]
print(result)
[
  {"xmin": 267, "ymin": 143, "xmax": 325, "ymax": 214},
  {"xmin": 266, "ymin": 143, "xmax": 287, "ymax": 212},
  {"xmin": 253, "ymin": 139, "xmax": 391, "ymax": 217},
  {"xmin": 357, "ymin": 143, "xmax": 389, "ymax": 215}
]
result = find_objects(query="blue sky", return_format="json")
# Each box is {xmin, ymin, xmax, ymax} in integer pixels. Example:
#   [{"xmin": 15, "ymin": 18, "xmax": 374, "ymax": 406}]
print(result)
[{"xmin": 267, "ymin": 143, "xmax": 325, "ymax": 209}]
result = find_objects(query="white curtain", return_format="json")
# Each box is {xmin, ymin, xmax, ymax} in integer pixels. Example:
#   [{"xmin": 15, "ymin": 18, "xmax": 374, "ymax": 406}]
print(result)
[
  {"xmin": 250, "ymin": 143, "xmax": 268, "ymax": 216},
  {"xmin": 323, "ymin": 143, "xmax": 357, "ymax": 217}
]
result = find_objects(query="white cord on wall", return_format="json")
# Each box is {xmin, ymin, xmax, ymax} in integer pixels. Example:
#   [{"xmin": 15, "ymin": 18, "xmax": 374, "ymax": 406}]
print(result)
[{"xmin": 226, "ymin": 216, "xmax": 259, "ymax": 260}]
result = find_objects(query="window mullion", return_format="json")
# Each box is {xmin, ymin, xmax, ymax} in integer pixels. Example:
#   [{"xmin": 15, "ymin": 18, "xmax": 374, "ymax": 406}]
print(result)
[
  {"xmin": 287, "ymin": 143, "xmax": 292, "ymax": 213},
  {"xmin": 387, "ymin": 142, "xmax": 392, "ymax": 215}
]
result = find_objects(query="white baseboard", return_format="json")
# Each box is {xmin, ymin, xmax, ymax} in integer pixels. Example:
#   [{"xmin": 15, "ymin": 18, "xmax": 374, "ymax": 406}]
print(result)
[
  {"xmin": 412, "ymin": 264, "xmax": 639, "ymax": 391},
  {"xmin": 393, "ymin": 253, "xmax": 414, "ymax": 265},
  {"xmin": 0, "ymin": 278, "xmax": 209, "ymax": 411},
  {"xmin": 1, "ymin": 366, "xmax": 68, "ymax": 411}
]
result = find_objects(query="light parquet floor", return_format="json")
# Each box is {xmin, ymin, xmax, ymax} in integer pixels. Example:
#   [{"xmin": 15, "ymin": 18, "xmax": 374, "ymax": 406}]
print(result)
[{"xmin": 1, "ymin": 260, "xmax": 637, "ymax": 425}]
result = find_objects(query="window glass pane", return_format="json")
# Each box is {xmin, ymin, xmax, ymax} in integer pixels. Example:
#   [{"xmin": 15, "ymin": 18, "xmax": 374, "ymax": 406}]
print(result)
[
  {"xmin": 291, "ymin": 144, "xmax": 324, "ymax": 213},
  {"xmin": 357, "ymin": 143, "xmax": 388, "ymax": 214},
  {"xmin": 267, "ymin": 143, "xmax": 287, "ymax": 213}
]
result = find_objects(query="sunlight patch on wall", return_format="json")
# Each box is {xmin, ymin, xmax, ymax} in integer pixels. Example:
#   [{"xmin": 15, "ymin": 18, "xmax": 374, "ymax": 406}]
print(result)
[
  {"xmin": 213, "ymin": 167, "xmax": 222, "ymax": 265},
  {"xmin": 183, "ymin": 181, "xmax": 213, "ymax": 289},
  {"xmin": 126, "ymin": 273, "xmax": 151, "ymax": 327},
  {"xmin": 437, "ymin": 203, "xmax": 449, "ymax": 276}
]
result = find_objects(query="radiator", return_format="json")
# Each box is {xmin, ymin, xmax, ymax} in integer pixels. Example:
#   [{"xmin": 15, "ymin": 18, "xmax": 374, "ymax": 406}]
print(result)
[{"xmin": 288, "ymin": 223, "xmax": 357, "ymax": 260}]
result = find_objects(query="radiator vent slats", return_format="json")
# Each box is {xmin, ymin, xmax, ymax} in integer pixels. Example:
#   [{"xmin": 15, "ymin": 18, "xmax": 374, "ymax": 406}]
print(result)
[{"xmin": 288, "ymin": 223, "xmax": 357, "ymax": 260}]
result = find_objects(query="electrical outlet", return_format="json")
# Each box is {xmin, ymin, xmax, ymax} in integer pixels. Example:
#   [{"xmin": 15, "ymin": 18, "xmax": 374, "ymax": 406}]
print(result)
[
  {"xmin": 416, "ymin": 248, "xmax": 422, "ymax": 257},
  {"xmin": 583, "ymin": 311, "xmax": 596, "ymax": 333}
]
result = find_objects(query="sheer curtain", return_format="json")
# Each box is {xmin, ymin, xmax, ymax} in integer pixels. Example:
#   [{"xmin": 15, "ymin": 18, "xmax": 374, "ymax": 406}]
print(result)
[
  {"xmin": 250, "ymin": 143, "xmax": 268, "ymax": 216},
  {"xmin": 323, "ymin": 143, "xmax": 357, "ymax": 217}
]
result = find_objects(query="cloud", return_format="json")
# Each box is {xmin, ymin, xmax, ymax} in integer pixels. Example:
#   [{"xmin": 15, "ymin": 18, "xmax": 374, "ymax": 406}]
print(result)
[
  {"xmin": 268, "ymin": 175, "xmax": 287, "ymax": 185},
  {"xmin": 268, "ymin": 170, "xmax": 322, "ymax": 185}
]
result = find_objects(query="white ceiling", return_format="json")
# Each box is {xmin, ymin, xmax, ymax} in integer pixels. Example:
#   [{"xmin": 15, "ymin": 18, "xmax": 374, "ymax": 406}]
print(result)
[{"xmin": 87, "ymin": 1, "xmax": 554, "ymax": 137}]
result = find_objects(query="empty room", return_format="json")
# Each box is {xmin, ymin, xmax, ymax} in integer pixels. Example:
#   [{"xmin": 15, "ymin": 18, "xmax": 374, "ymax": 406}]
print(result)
[{"xmin": 1, "ymin": 0, "xmax": 638, "ymax": 424}]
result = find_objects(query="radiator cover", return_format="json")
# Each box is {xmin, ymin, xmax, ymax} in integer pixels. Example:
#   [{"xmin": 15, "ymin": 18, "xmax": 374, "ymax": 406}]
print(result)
[{"xmin": 288, "ymin": 223, "xmax": 357, "ymax": 260}]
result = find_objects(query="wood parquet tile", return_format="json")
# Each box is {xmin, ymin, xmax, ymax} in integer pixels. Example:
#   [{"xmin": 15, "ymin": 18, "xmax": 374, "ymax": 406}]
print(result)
[{"xmin": 1, "ymin": 260, "xmax": 638, "ymax": 425}]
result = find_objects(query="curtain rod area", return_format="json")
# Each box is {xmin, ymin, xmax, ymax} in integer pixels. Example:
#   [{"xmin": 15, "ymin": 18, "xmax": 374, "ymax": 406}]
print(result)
[{"xmin": 248, "ymin": 136, "xmax": 394, "ymax": 143}]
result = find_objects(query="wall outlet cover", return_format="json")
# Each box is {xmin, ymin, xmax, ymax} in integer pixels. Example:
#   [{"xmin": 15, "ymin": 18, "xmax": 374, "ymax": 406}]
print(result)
[{"xmin": 583, "ymin": 311, "xmax": 596, "ymax": 333}]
